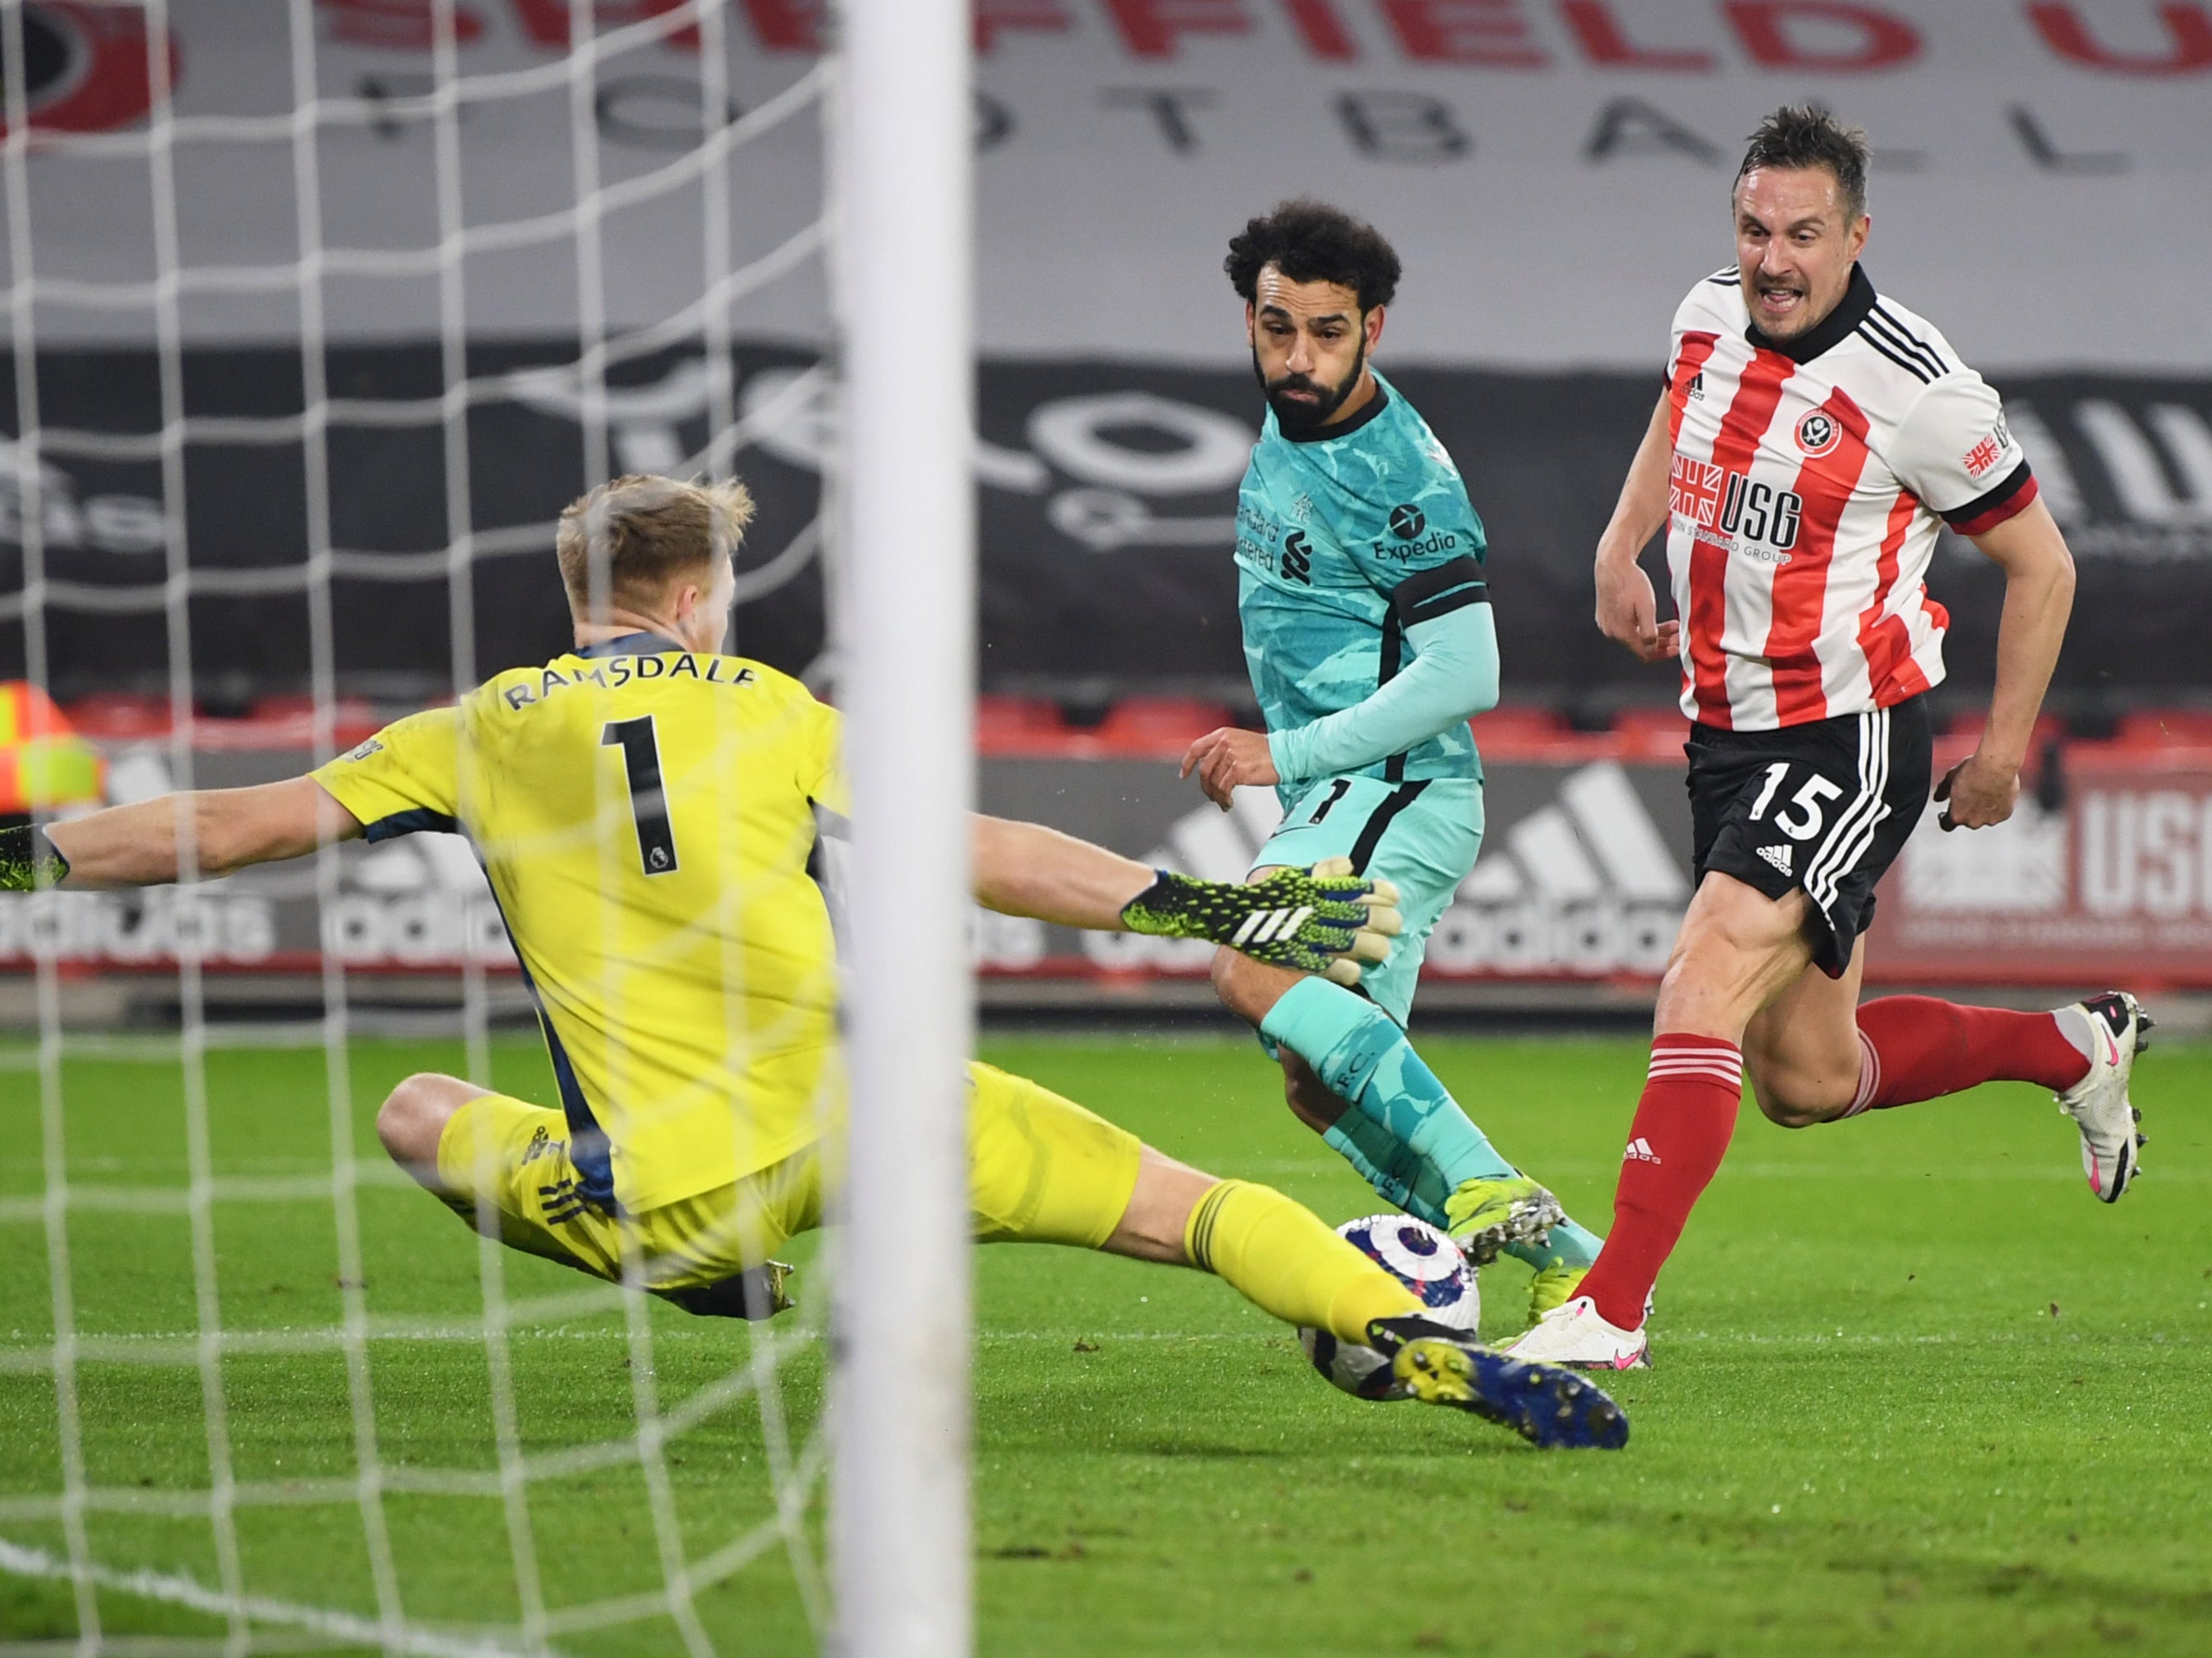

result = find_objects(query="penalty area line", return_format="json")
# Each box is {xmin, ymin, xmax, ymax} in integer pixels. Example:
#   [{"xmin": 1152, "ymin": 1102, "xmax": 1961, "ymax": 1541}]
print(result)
[{"xmin": 0, "ymin": 1536, "xmax": 564, "ymax": 1658}]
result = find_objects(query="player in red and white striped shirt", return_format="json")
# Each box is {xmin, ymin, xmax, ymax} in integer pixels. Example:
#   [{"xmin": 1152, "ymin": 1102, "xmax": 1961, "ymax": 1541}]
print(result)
[{"xmin": 1509, "ymin": 107, "xmax": 2153, "ymax": 1371}]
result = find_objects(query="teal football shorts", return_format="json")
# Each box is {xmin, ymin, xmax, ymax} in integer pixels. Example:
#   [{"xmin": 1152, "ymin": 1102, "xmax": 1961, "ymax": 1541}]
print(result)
[{"xmin": 1249, "ymin": 774, "xmax": 1482, "ymax": 1026}]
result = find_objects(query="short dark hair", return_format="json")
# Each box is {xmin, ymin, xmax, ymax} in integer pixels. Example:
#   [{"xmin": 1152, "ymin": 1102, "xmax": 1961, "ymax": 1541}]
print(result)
[
  {"xmin": 1225, "ymin": 200, "xmax": 1401, "ymax": 313},
  {"xmin": 1734, "ymin": 106, "xmax": 1870, "ymax": 222}
]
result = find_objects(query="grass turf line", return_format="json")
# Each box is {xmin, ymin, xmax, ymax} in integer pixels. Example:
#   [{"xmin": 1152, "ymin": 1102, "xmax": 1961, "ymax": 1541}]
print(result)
[{"xmin": 0, "ymin": 1031, "xmax": 2205, "ymax": 1655}]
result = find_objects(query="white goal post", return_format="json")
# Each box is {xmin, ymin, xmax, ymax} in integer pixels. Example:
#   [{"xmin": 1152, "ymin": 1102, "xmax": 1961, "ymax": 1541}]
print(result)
[{"xmin": 830, "ymin": 2, "xmax": 976, "ymax": 1656}]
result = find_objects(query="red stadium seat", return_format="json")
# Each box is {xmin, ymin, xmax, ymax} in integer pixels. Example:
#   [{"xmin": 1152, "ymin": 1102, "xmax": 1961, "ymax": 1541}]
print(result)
[
  {"xmin": 975, "ymin": 694, "xmax": 1068, "ymax": 754},
  {"xmin": 64, "ymin": 694, "xmax": 176, "ymax": 740},
  {"xmin": 1466, "ymin": 705, "xmax": 1572, "ymax": 761},
  {"xmin": 240, "ymin": 694, "xmax": 383, "ymax": 749},
  {"xmin": 2114, "ymin": 709, "xmax": 2212, "ymax": 750},
  {"xmin": 1092, "ymin": 697, "xmax": 1235, "ymax": 757},
  {"xmin": 1612, "ymin": 706, "xmax": 1691, "ymax": 760},
  {"xmin": 1943, "ymin": 708, "xmax": 2066, "ymax": 750}
]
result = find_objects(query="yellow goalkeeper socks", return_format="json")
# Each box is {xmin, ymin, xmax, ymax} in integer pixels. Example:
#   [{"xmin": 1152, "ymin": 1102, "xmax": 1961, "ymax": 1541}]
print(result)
[{"xmin": 1182, "ymin": 1179, "xmax": 1420, "ymax": 1346}]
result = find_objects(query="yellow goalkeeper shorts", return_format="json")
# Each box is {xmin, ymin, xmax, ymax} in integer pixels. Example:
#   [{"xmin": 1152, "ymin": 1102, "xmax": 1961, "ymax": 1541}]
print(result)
[{"xmin": 432, "ymin": 1060, "xmax": 1144, "ymax": 1294}]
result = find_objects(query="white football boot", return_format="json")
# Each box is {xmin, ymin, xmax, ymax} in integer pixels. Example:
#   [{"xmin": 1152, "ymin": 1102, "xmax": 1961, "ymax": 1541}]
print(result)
[
  {"xmin": 2055, "ymin": 991, "xmax": 2153, "ymax": 1203},
  {"xmin": 1501, "ymin": 1295, "xmax": 1648, "ymax": 1371}
]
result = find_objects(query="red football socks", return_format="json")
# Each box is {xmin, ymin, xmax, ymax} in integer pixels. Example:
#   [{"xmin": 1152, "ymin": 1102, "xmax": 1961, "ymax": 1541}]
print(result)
[
  {"xmin": 1847, "ymin": 997, "xmax": 2090, "ymax": 1115},
  {"xmin": 1578, "ymin": 1035, "xmax": 1743, "ymax": 1332}
]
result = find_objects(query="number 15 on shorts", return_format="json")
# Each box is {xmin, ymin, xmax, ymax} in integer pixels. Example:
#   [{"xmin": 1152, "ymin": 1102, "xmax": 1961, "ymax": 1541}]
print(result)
[{"xmin": 1746, "ymin": 761, "xmax": 1843, "ymax": 842}]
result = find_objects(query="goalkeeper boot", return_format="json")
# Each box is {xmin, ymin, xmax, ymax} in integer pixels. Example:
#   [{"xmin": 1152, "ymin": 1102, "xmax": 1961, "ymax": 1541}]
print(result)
[
  {"xmin": 1366, "ymin": 1315, "xmax": 1629, "ymax": 1451},
  {"xmin": 1501, "ymin": 1295, "xmax": 1648, "ymax": 1372},
  {"xmin": 1526, "ymin": 1263, "xmax": 1588, "ymax": 1328},
  {"xmin": 1443, "ymin": 1174, "xmax": 1563, "ymax": 1266},
  {"xmin": 2056, "ymin": 990, "xmax": 2153, "ymax": 1203},
  {"xmin": 662, "ymin": 1260, "xmax": 797, "ymax": 1320}
]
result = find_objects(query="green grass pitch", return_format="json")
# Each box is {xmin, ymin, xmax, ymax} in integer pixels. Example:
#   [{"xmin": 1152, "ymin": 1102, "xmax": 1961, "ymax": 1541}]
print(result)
[{"xmin": 2, "ymin": 1029, "xmax": 2209, "ymax": 1655}]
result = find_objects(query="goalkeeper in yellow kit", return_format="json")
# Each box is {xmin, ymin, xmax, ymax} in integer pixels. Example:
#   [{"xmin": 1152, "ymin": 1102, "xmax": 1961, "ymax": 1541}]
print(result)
[{"xmin": 2, "ymin": 474, "xmax": 1623, "ymax": 1450}]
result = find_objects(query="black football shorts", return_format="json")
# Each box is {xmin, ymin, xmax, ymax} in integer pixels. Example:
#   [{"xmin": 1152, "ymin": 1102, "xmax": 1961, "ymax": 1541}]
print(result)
[{"xmin": 1686, "ymin": 695, "xmax": 1933, "ymax": 978}]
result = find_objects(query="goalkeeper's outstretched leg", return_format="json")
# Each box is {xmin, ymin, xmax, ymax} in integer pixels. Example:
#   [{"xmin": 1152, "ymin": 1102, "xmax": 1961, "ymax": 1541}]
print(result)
[
  {"xmin": 378, "ymin": 1061, "xmax": 1625, "ymax": 1450},
  {"xmin": 1096, "ymin": 1146, "xmax": 1625, "ymax": 1452},
  {"xmin": 967, "ymin": 1063, "xmax": 1624, "ymax": 1451}
]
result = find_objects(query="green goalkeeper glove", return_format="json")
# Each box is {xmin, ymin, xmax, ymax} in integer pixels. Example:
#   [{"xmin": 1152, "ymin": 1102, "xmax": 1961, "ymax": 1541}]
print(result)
[
  {"xmin": 1120, "ymin": 856, "xmax": 1401, "ymax": 985},
  {"xmin": 0, "ymin": 825, "xmax": 70, "ymax": 893}
]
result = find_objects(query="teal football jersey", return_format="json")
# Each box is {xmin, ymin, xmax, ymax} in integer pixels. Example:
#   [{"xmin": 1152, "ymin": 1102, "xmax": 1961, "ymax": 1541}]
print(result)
[{"xmin": 1234, "ymin": 373, "xmax": 1488, "ymax": 799}]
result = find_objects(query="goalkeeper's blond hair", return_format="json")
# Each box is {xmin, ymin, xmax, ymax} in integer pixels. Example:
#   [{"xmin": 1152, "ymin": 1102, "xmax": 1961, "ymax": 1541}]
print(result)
[{"xmin": 556, "ymin": 474, "xmax": 757, "ymax": 620}]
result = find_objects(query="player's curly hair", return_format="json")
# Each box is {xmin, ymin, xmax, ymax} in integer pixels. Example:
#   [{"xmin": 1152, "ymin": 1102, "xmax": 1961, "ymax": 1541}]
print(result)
[
  {"xmin": 556, "ymin": 473, "xmax": 756, "ymax": 616},
  {"xmin": 1736, "ymin": 106, "xmax": 1870, "ymax": 222},
  {"xmin": 1224, "ymin": 200, "xmax": 1401, "ymax": 313}
]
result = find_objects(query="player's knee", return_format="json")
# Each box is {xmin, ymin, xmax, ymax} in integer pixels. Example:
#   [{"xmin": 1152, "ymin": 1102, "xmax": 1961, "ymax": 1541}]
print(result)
[
  {"xmin": 1748, "ymin": 1065, "xmax": 1851, "ymax": 1129},
  {"xmin": 1106, "ymin": 1147, "xmax": 1218, "ymax": 1265},
  {"xmin": 377, "ymin": 1073, "xmax": 464, "ymax": 1169}
]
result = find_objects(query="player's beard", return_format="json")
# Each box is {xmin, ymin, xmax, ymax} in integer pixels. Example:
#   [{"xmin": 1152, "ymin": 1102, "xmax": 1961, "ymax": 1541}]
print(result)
[{"xmin": 1254, "ymin": 339, "xmax": 1366, "ymax": 432}]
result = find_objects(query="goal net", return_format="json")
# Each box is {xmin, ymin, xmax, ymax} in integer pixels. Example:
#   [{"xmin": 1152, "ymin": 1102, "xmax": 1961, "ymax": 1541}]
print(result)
[{"xmin": 0, "ymin": 2, "xmax": 972, "ymax": 1651}]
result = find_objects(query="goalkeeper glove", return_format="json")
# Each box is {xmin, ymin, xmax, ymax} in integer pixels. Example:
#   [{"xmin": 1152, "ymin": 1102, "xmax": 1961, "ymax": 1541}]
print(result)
[
  {"xmin": 0, "ymin": 825, "xmax": 70, "ymax": 893},
  {"xmin": 1120, "ymin": 856, "xmax": 1401, "ymax": 985}
]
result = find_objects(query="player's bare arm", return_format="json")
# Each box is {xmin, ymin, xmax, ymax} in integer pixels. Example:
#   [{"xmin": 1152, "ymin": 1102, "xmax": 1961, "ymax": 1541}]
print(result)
[
  {"xmin": 971, "ymin": 813, "xmax": 1164, "ymax": 925},
  {"xmin": 36, "ymin": 777, "xmax": 362, "ymax": 889},
  {"xmin": 973, "ymin": 813, "xmax": 1399, "ymax": 982},
  {"xmin": 1935, "ymin": 494, "xmax": 2076, "ymax": 831},
  {"xmin": 1593, "ymin": 393, "xmax": 1681, "ymax": 665}
]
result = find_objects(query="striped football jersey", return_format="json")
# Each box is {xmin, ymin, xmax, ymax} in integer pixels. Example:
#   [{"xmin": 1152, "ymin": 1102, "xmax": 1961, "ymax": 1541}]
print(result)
[{"xmin": 1662, "ymin": 263, "xmax": 2038, "ymax": 730}]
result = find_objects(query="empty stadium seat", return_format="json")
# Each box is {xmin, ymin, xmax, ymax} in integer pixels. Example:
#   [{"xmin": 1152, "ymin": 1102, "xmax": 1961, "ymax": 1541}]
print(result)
[
  {"xmin": 1466, "ymin": 705, "xmax": 1574, "ymax": 760},
  {"xmin": 1612, "ymin": 706, "xmax": 1691, "ymax": 760},
  {"xmin": 243, "ymin": 694, "xmax": 383, "ymax": 747},
  {"xmin": 2114, "ymin": 709, "xmax": 2212, "ymax": 749},
  {"xmin": 1092, "ymin": 698, "xmax": 1235, "ymax": 756},
  {"xmin": 975, "ymin": 694, "xmax": 1068, "ymax": 753},
  {"xmin": 64, "ymin": 694, "xmax": 175, "ymax": 740}
]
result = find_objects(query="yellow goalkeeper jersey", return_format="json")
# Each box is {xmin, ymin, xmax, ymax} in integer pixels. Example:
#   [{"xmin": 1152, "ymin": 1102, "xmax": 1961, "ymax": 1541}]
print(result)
[{"xmin": 312, "ymin": 634, "xmax": 846, "ymax": 1213}]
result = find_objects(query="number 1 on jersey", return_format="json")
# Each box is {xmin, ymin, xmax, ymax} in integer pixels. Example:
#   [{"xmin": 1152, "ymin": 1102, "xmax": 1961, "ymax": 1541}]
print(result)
[{"xmin": 601, "ymin": 716, "xmax": 679, "ymax": 875}]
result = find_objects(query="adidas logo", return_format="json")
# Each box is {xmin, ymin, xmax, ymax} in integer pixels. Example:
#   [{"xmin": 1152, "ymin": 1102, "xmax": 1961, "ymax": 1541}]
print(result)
[
  {"xmin": 1625, "ymin": 1137, "xmax": 1663, "ymax": 1165},
  {"xmin": 1444, "ymin": 760, "xmax": 1692, "ymax": 977},
  {"xmin": 1456, "ymin": 760, "xmax": 1689, "ymax": 906},
  {"xmin": 1758, "ymin": 843, "xmax": 1792, "ymax": 876},
  {"xmin": 1686, "ymin": 372, "xmax": 1705, "ymax": 401},
  {"xmin": 1230, "ymin": 905, "xmax": 1314, "ymax": 948}
]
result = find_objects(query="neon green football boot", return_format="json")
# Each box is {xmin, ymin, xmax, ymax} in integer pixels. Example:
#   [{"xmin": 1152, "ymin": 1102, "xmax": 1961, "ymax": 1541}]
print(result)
[
  {"xmin": 1442, "ymin": 1174, "xmax": 1563, "ymax": 1265},
  {"xmin": 1527, "ymin": 1263, "xmax": 1589, "ymax": 1327}
]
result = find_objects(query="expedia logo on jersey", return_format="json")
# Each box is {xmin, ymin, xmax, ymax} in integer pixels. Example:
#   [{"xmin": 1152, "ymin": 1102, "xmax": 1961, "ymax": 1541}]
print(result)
[
  {"xmin": 1369, "ymin": 502, "xmax": 1461, "ymax": 564},
  {"xmin": 1668, "ymin": 455, "xmax": 1801, "ymax": 565}
]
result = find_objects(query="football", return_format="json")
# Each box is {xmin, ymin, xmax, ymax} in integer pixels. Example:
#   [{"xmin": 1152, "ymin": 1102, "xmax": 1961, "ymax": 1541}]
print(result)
[{"xmin": 1296, "ymin": 1214, "xmax": 1481, "ymax": 1400}]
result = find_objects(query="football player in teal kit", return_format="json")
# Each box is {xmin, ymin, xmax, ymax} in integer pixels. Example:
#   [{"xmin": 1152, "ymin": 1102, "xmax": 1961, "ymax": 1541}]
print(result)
[{"xmin": 1184, "ymin": 201, "xmax": 1604, "ymax": 1322}]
